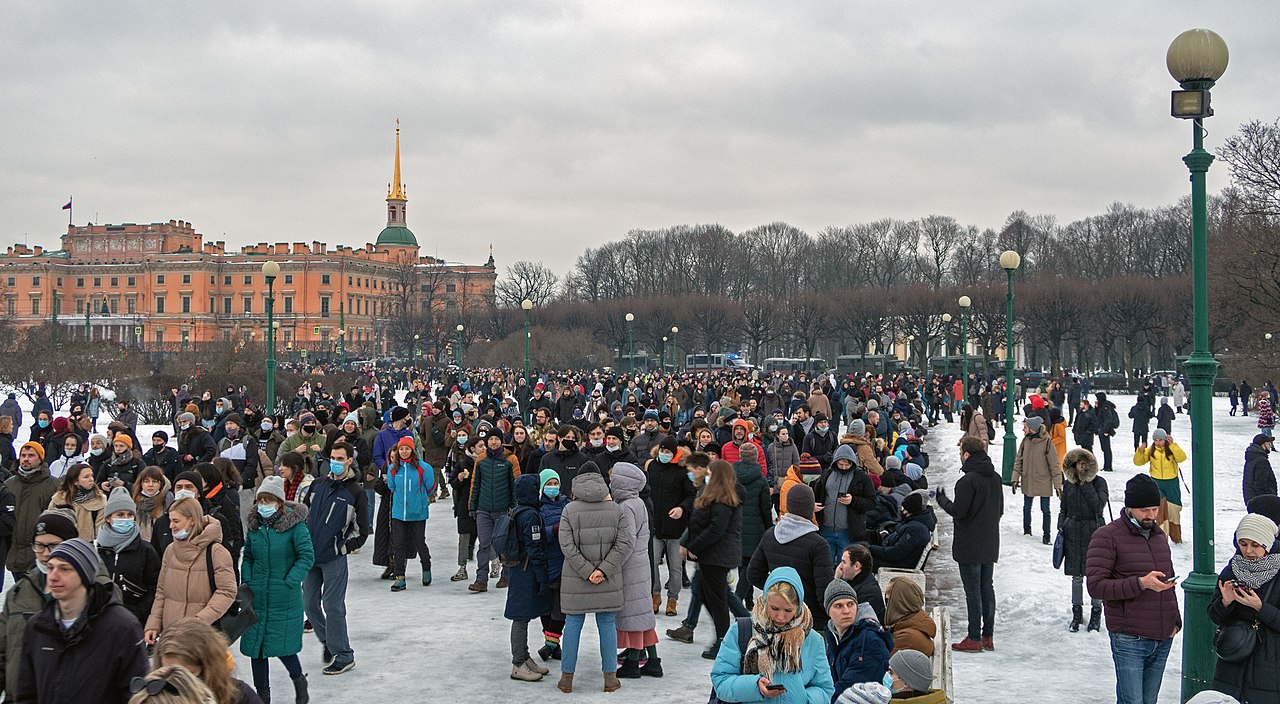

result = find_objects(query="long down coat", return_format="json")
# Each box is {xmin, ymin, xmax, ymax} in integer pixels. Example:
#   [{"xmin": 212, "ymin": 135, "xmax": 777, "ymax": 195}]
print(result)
[
  {"xmin": 1058, "ymin": 449, "xmax": 1108, "ymax": 577},
  {"xmin": 610, "ymin": 463, "xmax": 655, "ymax": 633},
  {"xmin": 558, "ymin": 472, "xmax": 632, "ymax": 615},
  {"xmin": 239, "ymin": 501, "xmax": 315, "ymax": 659},
  {"xmin": 1011, "ymin": 426, "xmax": 1061, "ymax": 498}
]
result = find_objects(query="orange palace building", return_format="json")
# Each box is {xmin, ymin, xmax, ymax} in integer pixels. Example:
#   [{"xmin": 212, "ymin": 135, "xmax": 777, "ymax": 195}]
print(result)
[{"xmin": 0, "ymin": 126, "xmax": 495, "ymax": 357}]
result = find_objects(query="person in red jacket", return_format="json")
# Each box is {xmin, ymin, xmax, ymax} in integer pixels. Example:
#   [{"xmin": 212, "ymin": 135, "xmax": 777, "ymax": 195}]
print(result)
[{"xmin": 1086, "ymin": 473, "xmax": 1181, "ymax": 704}]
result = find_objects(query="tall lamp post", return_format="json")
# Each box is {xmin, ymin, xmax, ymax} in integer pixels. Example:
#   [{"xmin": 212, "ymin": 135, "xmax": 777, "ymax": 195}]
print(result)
[
  {"xmin": 413, "ymin": 334, "xmax": 420, "ymax": 361},
  {"xmin": 671, "ymin": 327, "xmax": 679, "ymax": 371},
  {"xmin": 941, "ymin": 312, "xmax": 952, "ymax": 368},
  {"xmin": 1168, "ymin": 27, "xmax": 1228, "ymax": 699},
  {"xmin": 456, "ymin": 324, "xmax": 464, "ymax": 367},
  {"xmin": 625, "ymin": 312, "xmax": 635, "ymax": 375},
  {"xmin": 661, "ymin": 336, "xmax": 668, "ymax": 371},
  {"xmin": 261, "ymin": 261, "xmax": 280, "ymax": 416},
  {"xmin": 1000, "ymin": 251, "xmax": 1022, "ymax": 484},
  {"xmin": 958, "ymin": 296, "xmax": 971, "ymax": 401},
  {"xmin": 522, "ymin": 299, "xmax": 533, "ymax": 380}
]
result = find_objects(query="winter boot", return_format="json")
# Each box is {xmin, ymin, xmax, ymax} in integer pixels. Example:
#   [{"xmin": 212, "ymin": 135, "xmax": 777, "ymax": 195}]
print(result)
[
  {"xmin": 525, "ymin": 658, "xmax": 550, "ymax": 676},
  {"xmin": 292, "ymin": 674, "xmax": 309, "ymax": 704},
  {"xmin": 496, "ymin": 574, "xmax": 509, "ymax": 588},
  {"xmin": 665, "ymin": 598, "xmax": 678, "ymax": 617},
  {"xmin": 1169, "ymin": 523, "xmax": 1183, "ymax": 545},
  {"xmin": 510, "ymin": 662, "xmax": 543, "ymax": 682},
  {"xmin": 1068, "ymin": 606, "xmax": 1084, "ymax": 633},
  {"xmin": 666, "ymin": 624, "xmax": 694, "ymax": 644},
  {"xmin": 450, "ymin": 566, "xmax": 468, "ymax": 582},
  {"xmin": 616, "ymin": 658, "xmax": 642, "ymax": 679},
  {"xmin": 639, "ymin": 657, "xmax": 664, "ymax": 678},
  {"xmin": 468, "ymin": 581, "xmax": 488, "ymax": 593},
  {"xmin": 981, "ymin": 636, "xmax": 995, "ymax": 651},
  {"xmin": 652, "ymin": 594, "xmax": 661, "ymax": 614},
  {"xmin": 557, "ymin": 673, "xmax": 574, "ymax": 693},
  {"xmin": 380, "ymin": 566, "xmax": 395, "ymax": 580},
  {"xmin": 951, "ymin": 637, "xmax": 983, "ymax": 653},
  {"xmin": 422, "ymin": 570, "xmax": 432, "ymax": 586},
  {"xmin": 391, "ymin": 576, "xmax": 407, "ymax": 592},
  {"xmin": 1042, "ymin": 534, "xmax": 1051, "ymax": 545},
  {"xmin": 538, "ymin": 644, "xmax": 559, "ymax": 661},
  {"xmin": 257, "ymin": 689, "xmax": 270, "ymax": 704},
  {"xmin": 701, "ymin": 639, "xmax": 721, "ymax": 660},
  {"xmin": 603, "ymin": 672, "xmax": 622, "ymax": 692},
  {"xmin": 1087, "ymin": 606, "xmax": 1103, "ymax": 632},
  {"xmin": 1023, "ymin": 525, "xmax": 1032, "ymax": 536}
]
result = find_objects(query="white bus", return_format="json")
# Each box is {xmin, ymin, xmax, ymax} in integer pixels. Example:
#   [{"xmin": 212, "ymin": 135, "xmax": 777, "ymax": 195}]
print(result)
[{"xmin": 684, "ymin": 352, "xmax": 753, "ymax": 371}]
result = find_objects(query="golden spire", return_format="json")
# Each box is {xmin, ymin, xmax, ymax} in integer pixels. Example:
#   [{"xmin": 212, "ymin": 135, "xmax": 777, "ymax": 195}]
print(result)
[{"xmin": 388, "ymin": 119, "xmax": 406, "ymax": 201}]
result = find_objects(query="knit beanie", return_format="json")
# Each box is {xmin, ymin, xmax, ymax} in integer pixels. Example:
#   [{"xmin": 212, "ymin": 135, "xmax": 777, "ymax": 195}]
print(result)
[
  {"xmin": 175, "ymin": 471, "xmax": 205, "ymax": 495},
  {"xmin": 888, "ymin": 649, "xmax": 933, "ymax": 693},
  {"xmin": 739, "ymin": 442, "xmax": 759, "ymax": 462},
  {"xmin": 113, "ymin": 434, "xmax": 133, "ymax": 450},
  {"xmin": 396, "ymin": 436, "xmax": 416, "ymax": 451},
  {"xmin": 257, "ymin": 476, "xmax": 287, "ymax": 503},
  {"xmin": 824, "ymin": 579, "xmax": 859, "ymax": 612},
  {"xmin": 1025, "ymin": 416, "xmax": 1044, "ymax": 433},
  {"xmin": 797, "ymin": 454, "xmax": 823, "ymax": 481},
  {"xmin": 298, "ymin": 412, "xmax": 317, "ymax": 426},
  {"xmin": 33, "ymin": 508, "xmax": 79, "ymax": 541},
  {"xmin": 49, "ymin": 538, "xmax": 101, "ymax": 587},
  {"xmin": 391, "ymin": 406, "xmax": 410, "ymax": 423},
  {"xmin": 1248, "ymin": 495, "xmax": 1280, "ymax": 526},
  {"xmin": 177, "ymin": 412, "xmax": 197, "ymax": 426},
  {"xmin": 20, "ymin": 441, "xmax": 44, "ymax": 463},
  {"xmin": 1124, "ymin": 474, "xmax": 1162, "ymax": 509},
  {"xmin": 883, "ymin": 455, "xmax": 902, "ymax": 471},
  {"xmin": 153, "ymin": 430, "xmax": 169, "ymax": 443},
  {"xmin": 539, "ymin": 469, "xmax": 561, "ymax": 494},
  {"xmin": 785, "ymin": 483, "xmax": 815, "ymax": 521},
  {"xmin": 836, "ymin": 682, "xmax": 891, "ymax": 704},
  {"xmin": 902, "ymin": 492, "xmax": 926, "ymax": 516},
  {"xmin": 1235, "ymin": 514, "xmax": 1279, "ymax": 550},
  {"xmin": 1152, "ymin": 428, "xmax": 1168, "ymax": 442},
  {"xmin": 103, "ymin": 487, "xmax": 135, "ymax": 516},
  {"xmin": 849, "ymin": 419, "xmax": 866, "ymax": 436}
]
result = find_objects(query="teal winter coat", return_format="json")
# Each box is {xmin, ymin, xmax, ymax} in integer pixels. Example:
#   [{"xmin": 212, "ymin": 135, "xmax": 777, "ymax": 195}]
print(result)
[
  {"xmin": 239, "ymin": 501, "xmax": 315, "ymax": 659},
  {"xmin": 386, "ymin": 458, "xmax": 437, "ymax": 522}
]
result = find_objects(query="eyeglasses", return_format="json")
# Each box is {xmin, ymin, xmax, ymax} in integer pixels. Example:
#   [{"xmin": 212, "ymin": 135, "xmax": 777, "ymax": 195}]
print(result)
[
  {"xmin": 130, "ymin": 676, "xmax": 179, "ymax": 697},
  {"xmin": 33, "ymin": 541, "xmax": 60, "ymax": 554}
]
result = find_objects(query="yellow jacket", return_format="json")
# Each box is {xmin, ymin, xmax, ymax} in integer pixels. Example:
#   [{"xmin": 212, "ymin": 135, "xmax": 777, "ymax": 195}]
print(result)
[{"xmin": 1133, "ymin": 442, "xmax": 1187, "ymax": 480}]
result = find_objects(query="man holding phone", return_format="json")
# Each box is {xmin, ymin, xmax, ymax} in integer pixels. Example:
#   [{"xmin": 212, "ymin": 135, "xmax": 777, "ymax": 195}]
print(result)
[{"xmin": 1086, "ymin": 474, "xmax": 1181, "ymax": 704}]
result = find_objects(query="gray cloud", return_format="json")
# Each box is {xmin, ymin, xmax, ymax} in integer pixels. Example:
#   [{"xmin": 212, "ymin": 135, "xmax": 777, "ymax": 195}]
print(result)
[{"xmin": 1, "ymin": 1, "xmax": 1274, "ymax": 272}]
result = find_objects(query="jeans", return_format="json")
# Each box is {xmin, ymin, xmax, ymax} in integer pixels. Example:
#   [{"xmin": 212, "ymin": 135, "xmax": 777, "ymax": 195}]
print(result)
[
  {"xmin": 1071, "ymin": 575, "xmax": 1101, "ymax": 609},
  {"xmin": 683, "ymin": 567, "xmax": 750, "ymax": 628},
  {"xmin": 511, "ymin": 619, "xmax": 532, "ymax": 665},
  {"xmin": 561, "ymin": 612, "xmax": 618, "ymax": 674},
  {"xmin": 390, "ymin": 518, "xmax": 431, "ymax": 575},
  {"xmin": 303, "ymin": 558, "xmax": 354, "ymax": 662},
  {"xmin": 819, "ymin": 528, "xmax": 850, "ymax": 568},
  {"xmin": 1023, "ymin": 496, "xmax": 1051, "ymax": 537},
  {"xmin": 250, "ymin": 654, "xmax": 302, "ymax": 692},
  {"xmin": 457, "ymin": 532, "xmax": 476, "ymax": 566},
  {"xmin": 475, "ymin": 510, "xmax": 507, "ymax": 585},
  {"xmin": 651, "ymin": 537, "xmax": 683, "ymax": 601},
  {"xmin": 1109, "ymin": 632, "xmax": 1172, "ymax": 704},
  {"xmin": 1099, "ymin": 433, "xmax": 1113, "ymax": 472},
  {"xmin": 365, "ymin": 487, "xmax": 376, "ymax": 526},
  {"xmin": 958, "ymin": 562, "xmax": 995, "ymax": 640}
]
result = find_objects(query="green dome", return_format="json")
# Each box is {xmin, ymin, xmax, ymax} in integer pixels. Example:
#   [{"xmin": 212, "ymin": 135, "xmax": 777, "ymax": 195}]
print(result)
[{"xmin": 376, "ymin": 226, "xmax": 418, "ymax": 247}]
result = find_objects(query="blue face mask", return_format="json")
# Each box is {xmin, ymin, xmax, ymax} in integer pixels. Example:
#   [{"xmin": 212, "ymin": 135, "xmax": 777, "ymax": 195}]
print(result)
[
  {"xmin": 687, "ymin": 471, "xmax": 696, "ymax": 483},
  {"xmin": 882, "ymin": 673, "xmax": 895, "ymax": 691},
  {"xmin": 257, "ymin": 503, "xmax": 278, "ymax": 519},
  {"xmin": 543, "ymin": 486, "xmax": 560, "ymax": 499},
  {"xmin": 37, "ymin": 420, "xmax": 50, "ymax": 429},
  {"xmin": 329, "ymin": 460, "xmax": 345, "ymax": 476},
  {"xmin": 111, "ymin": 518, "xmax": 135, "ymax": 534},
  {"xmin": 658, "ymin": 452, "xmax": 673, "ymax": 464}
]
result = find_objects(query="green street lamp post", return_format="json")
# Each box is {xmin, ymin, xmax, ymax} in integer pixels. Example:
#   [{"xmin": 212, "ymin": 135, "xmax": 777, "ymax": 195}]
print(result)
[
  {"xmin": 522, "ymin": 299, "xmax": 533, "ymax": 381},
  {"xmin": 262, "ymin": 261, "xmax": 280, "ymax": 416},
  {"xmin": 671, "ymin": 326, "xmax": 679, "ymax": 371},
  {"xmin": 413, "ymin": 334, "xmax": 420, "ymax": 361},
  {"xmin": 456, "ymin": 324, "xmax": 464, "ymax": 367},
  {"xmin": 625, "ymin": 312, "xmax": 635, "ymax": 375},
  {"xmin": 1000, "ymin": 250, "xmax": 1021, "ymax": 484},
  {"xmin": 941, "ymin": 313, "xmax": 952, "ymax": 365},
  {"xmin": 661, "ymin": 336, "xmax": 667, "ymax": 371},
  {"xmin": 1167, "ymin": 27, "xmax": 1228, "ymax": 699},
  {"xmin": 958, "ymin": 296, "xmax": 971, "ymax": 402}
]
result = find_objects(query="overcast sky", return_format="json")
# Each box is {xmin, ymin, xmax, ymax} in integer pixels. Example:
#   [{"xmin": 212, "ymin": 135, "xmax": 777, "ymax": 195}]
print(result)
[{"xmin": 1, "ymin": 2, "xmax": 1275, "ymax": 274}]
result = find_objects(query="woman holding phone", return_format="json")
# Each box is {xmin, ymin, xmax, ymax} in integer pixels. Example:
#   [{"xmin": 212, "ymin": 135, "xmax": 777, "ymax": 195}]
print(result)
[{"xmin": 1208, "ymin": 513, "xmax": 1280, "ymax": 702}]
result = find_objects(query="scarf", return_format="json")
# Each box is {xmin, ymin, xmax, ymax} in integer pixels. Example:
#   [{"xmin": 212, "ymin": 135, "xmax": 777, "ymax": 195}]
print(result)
[
  {"xmin": 96, "ymin": 520, "xmax": 138, "ymax": 551},
  {"xmin": 74, "ymin": 486, "xmax": 96, "ymax": 504},
  {"xmin": 109, "ymin": 451, "xmax": 134, "ymax": 467},
  {"xmin": 743, "ymin": 597, "xmax": 812, "ymax": 678},
  {"xmin": 1230, "ymin": 553, "xmax": 1280, "ymax": 590}
]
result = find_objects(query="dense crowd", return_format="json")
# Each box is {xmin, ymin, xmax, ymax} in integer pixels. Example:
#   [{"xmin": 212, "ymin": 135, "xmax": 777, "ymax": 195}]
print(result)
[{"xmin": 0, "ymin": 366, "xmax": 1272, "ymax": 703}]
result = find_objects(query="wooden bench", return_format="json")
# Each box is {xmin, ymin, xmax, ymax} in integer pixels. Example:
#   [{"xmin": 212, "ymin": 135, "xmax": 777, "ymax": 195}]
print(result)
[
  {"xmin": 875, "ymin": 528, "xmax": 940, "ymax": 592},
  {"xmin": 931, "ymin": 606, "xmax": 953, "ymax": 703}
]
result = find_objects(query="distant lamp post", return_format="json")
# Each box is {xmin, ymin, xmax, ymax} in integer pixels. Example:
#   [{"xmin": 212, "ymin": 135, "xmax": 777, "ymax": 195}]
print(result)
[
  {"xmin": 999, "ymin": 250, "xmax": 1022, "ymax": 485},
  {"xmin": 456, "ymin": 324, "xmax": 464, "ymax": 367},
  {"xmin": 338, "ymin": 328, "xmax": 346, "ymax": 367},
  {"xmin": 671, "ymin": 326, "xmax": 679, "ymax": 371},
  {"xmin": 625, "ymin": 312, "xmax": 635, "ymax": 375},
  {"xmin": 522, "ymin": 299, "xmax": 533, "ymax": 380},
  {"xmin": 958, "ymin": 295, "xmax": 972, "ymax": 401},
  {"xmin": 942, "ymin": 313, "xmax": 953, "ymax": 368},
  {"xmin": 1167, "ymin": 27, "xmax": 1229, "ymax": 700},
  {"xmin": 261, "ymin": 260, "xmax": 281, "ymax": 416},
  {"xmin": 661, "ymin": 335, "xmax": 668, "ymax": 371},
  {"xmin": 413, "ymin": 334, "xmax": 420, "ymax": 360}
]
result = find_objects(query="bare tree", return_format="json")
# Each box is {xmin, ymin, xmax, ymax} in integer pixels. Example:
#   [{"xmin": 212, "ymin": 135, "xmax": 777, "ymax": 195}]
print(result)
[
  {"xmin": 496, "ymin": 260, "xmax": 561, "ymax": 308},
  {"xmin": 1219, "ymin": 119, "xmax": 1280, "ymax": 217}
]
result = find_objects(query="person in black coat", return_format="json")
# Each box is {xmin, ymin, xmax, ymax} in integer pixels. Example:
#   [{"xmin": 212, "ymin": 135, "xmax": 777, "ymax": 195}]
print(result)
[
  {"xmin": 1072, "ymin": 400, "xmax": 1096, "ymax": 452},
  {"xmin": 1094, "ymin": 392, "xmax": 1120, "ymax": 473},
  {"xmin": 1208, "ymin": 513, "xmax": 1280, "ymax": 702},
  {"xmin": 1155, "ymin": 398, "xmax": 1176, "ymax": 436},
  {"xmin": 813, "ymin": 444, "xmax": 876, "ymax": 564},
  {"xmin": 746, "ymin": 484, "xmax": 833, "ymax": 630},
  {"xmin": 1244, "ymin": 434, "xmax": 1278, "ymax": 508},
  {"xmin": 176, "ymin": 415, "xmax": 217, "ymax": 470},
  {"xmin": 869, "ymin": 493, "xmax": 936, "ymax": 570},
  {"xmin": 1059, "ymin": 449, "xmax": 1108, "ymax": 633},
  {"xmin": 646, "ymin": 440, "xmax": 696, "ymax": 608},
  {"xmin": 1128, "ymin": 398, "xmax": 1152, "ymax": 450},
  {"xmin": 681, "ymin": 459, "xmax": 743, "ymax": 658},
  {"xmin": 95, "ymin": 488, "xmax": 161, "ymax": 627},
  {"xmin": 141, "ymin": 431, "xmax": 183, "ymax": 486},
  {"xmin": 191, "ymin": 465, "xmax": 244, "ymax": 570},
  {"xmin": 936, "ymin": 437, "xmax": 1004, "ymax": 650},
  {"xmin": 16, "ymin": 539, "xmax": 148, "ymax": 704},
  {"xmin": 801, "ymin": 413, "xmax": 838, "ymax": 468},
  {"xmin": 731, "ymin": 443, "xmax": 773, "ymax": 609},
  {"xmin": 538, "ymin": 428, "xmax": 592, "ymax": 499}
]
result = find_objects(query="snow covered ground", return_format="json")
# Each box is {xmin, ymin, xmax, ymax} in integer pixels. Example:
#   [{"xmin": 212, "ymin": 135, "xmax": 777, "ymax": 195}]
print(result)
[{"xmin": 1, "ymin": 391, "xmax": 1264, "ymax": 702}]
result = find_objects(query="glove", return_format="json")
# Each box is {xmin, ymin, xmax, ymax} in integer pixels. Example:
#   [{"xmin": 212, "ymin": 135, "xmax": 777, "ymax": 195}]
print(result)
[
  {"xmin": 1054, "ymin": 486, "xmax": 1062, "ymax": 498},
  {"xmin": 1010, "ymin": 480, "xmax": 1020, "ymax": 494}
]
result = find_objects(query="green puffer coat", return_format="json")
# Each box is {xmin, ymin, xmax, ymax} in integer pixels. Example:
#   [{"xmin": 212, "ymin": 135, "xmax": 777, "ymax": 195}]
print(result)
[{"xmin": 239, "ymin": 501, "xmax": 315, "ymax": 659}]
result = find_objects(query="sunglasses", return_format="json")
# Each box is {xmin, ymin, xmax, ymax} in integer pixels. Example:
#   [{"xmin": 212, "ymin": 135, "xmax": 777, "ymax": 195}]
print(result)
[{"xmin": 130, "ymin": 676, "xmax": 179, "ymax": 697}]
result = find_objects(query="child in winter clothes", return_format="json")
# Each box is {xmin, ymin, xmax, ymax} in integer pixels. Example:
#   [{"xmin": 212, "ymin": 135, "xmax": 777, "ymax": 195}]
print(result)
[
  {"xmin": 610, "ymin": 462, "xmax": 662, "ymax": 678},
  {"xmin": 536, "ymin": 469, "xmax": 569, "ymax": 661},
  {"xmin": 823, "ymin": 579, "xmax": 893, "ymax": 699},
  {"xmin": 385, "ymin": 437, "xmax": 437, "ymax": 590},
  {"xmin": 505, "ymin": 474, "xmax": 553, "ymax": 682}
]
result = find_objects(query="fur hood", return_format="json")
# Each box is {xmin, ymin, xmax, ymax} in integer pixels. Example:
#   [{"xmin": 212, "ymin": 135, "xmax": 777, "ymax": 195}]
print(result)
[
  {"xmin": 246, "ymin": 500, "xmax": 309, "ymax": 532},
  {"xmin": 1062, "ymin": 448, "xmax": 1098, "ymax": 484}
]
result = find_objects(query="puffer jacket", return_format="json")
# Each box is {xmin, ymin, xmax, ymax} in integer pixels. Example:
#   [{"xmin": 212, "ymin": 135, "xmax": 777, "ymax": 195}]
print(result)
[
  {"xmin": 824, "ymin": 602, "xmax": 893, "ymax": 696},
  {"xmin": 610, "ymin": 463, "xmax": 655, "ymax": 633},
  {"xmin": 97, "ymin": 532, "xmax": 162, "ymax": 627},
  {"xmin": 1011, "ymin": 426, "xmax": 1061, "ymax": 498},
  {"xmin": 302, "ymin": 471, "xmax": 370, "ymax": 564},
  {"xmin": 240, "ymin": 501, "xmax": 315, "ymax": 659},
  {"xmin": 887, "ymin": 609, "xmax": 936, "ymax": 657},
  {"xmin": 778, "ymin": 465, "xmax": 815, "ymax": 524},
  {"xmin": 386, "ymin": 458, "xmax": 437, "ymax": 522},
  {"xmin": 539, "ymin": 490, "xmax": 569, "ymax": 581},
  {"xmin": 144, "ymin": 517, "xmax": 238, "ymax": 633},
  {"xmin": 1134, "ymin": 442, "xmax": 1187, "ymax": 482},
  {"xmin": 747, "ymin": 514, "xmax": 833, "ymax": 630},
  {"xmin": 471, "ymin": 447, "xmax": 520, "ymax": 514},
  {"xmin": 733, "ymin": 459, "xmax": 774, "ymax": 559},
  {"xmin": 869, "ymin": 509, "xmax": 935, "ymax": 570},
  {"xmin": 646, "ymin": 455, "xmax": 696, "ymax": 540},
  {"xmin": 504, "ymin": 475, "xmax": 551, "ymax": 622},
  {"xmin": 558, "ymin": 472, "xmax": 632, "ymax": 614},
  {"xmin": 1244, "ymin": 441, "xmax": 1278, "ymax": 506},
  {"xmin": 1085, "ymin": 510, "xmax": 1182, "ymax": 641},
  {"xmin": 1059, "ymin": 449, "xmax": 1108, "ymax": 577},
  {"xmin": 684, "ymin": 488, "xmax": 743, "ymax": 570},
  {"xmin": 765, "ymin": 438, "xmax": 801, "ymax": 485},
  {"xmin": 0, "ymin": 569, "xmax": 49, "ymax": 700}
]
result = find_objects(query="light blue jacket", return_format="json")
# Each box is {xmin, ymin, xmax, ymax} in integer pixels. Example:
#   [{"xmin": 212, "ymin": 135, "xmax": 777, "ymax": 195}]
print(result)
[
  {"xmin": 386, "ymin": 458, "xmax": 437, "ymax": 522},
  {"xmin": 711, "ymin": 566, "xmax": 835, "ymax": 704}
]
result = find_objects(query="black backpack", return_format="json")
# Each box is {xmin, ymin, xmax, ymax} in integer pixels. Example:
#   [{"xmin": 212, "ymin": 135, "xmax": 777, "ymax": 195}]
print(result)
[{"xmin": 494, "ymin": 505, "xmax": 539, "ymax": 567}]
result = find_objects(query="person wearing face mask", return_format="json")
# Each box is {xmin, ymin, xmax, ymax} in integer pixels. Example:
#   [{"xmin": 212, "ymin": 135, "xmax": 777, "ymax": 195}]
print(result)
[
  {"xmin": 26, "ymin": 411, "xmax": 55, "ymax": 455},
  {"xmin": 241, "ymin": 476, "xmax": 315, "ymax": 703},
  {"xmin": 301, "ymin": 442, "xmax": 369, "ymax": 676},
  {"xmin": 646, "ymin": 437, "xmax": 696, "ymax": 617},
  {"xmin": 145, "ymin": 495, "xmax": 237, "ymax": 646},
  {"xmin": 251, "ymin": 416, "xmax": 286, "ymax": 467},
  {"xmin": 630, "ymin": 410, "xmax": 667, "ymax": 461},
  {"xmin": 594, "ymin": 427, "xmax": 636, "ymax": 479},
  {"xmin": 3, "ymin": 442, "xmax": 52, "ymax": 581},
  {"xmin": 802, "ymin": 413, "xmax": 838, "ymax": 470},
  {"xmin": 84, "ymin": 433, "xmax": 111, "ymax": 479},
  {"xmin": 153, "ymin": 473, "xmax": 204, "ymax": 558},
  {"xmin": 0, "ymin": 509, "xmax": 78, "ymax": 699},
  {"xmin": 142, "ymin": 431, "xmax": 183, "ymax": 486},
  {"xmin": 538, "ymin": 427, "xmax": 590, "ymax": 500},
  {"xmin": 96, "ymin": 434, "xmax": 145, "ymax": 493},
  {"xmin": 878, "ymin": 649, "xmax": 945, "ymax": 702},
  {"xmin": 95, "ymin": 487, "xmax": 160, "ymax": 627},
  {"xmin": 384, "ymin": 437, "xmax": 436, "ymax": 591},
  {"xmin": 469, "ymin": 432, "xmax": 523, "ymax": 592},
  {"xmin": 276, "ymin": 412, "xmax": 324, "ymax": 469},
  {"xmin": 176, "ymin": 412, "xmax": 217, "ymax": 471},
  {"xmin": 823, "ymin": 580, "xmax": 892, "ymax": 698},
  {"xmin": 47, "ymin": 433, "xmax": 86, "ymax": 480},
  {"xmin": 534, "ymin": 469, "xmax": 569, "ymax": 661}
]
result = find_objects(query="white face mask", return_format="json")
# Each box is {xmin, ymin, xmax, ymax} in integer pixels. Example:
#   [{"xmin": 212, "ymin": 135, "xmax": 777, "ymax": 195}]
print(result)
[
  {"xmin": 173, "ymin": 528, "xmax": 190, "ymax": 540},
  {"xmin": 175, "ymin": 489, "xmax": 196, "ymax": 502}
]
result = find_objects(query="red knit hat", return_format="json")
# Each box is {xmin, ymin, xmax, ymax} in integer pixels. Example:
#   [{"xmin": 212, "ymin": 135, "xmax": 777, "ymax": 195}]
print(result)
[{"xmin": 396, "ymin": 436, "xmax": 416, "ymax": 450}]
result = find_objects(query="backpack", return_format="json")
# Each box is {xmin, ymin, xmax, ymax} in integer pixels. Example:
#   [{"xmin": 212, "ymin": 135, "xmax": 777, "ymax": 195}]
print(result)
[
  {"xmin": 707, "ymin": 616, "xmax": 755, "ymax": 704},
  {"xmin": 494, "ymin": 505, "xmax": 538, "ymax": 567},
  {"xmin": 431, "ymin": 422, "xmax": 445, "ymax": 447}
]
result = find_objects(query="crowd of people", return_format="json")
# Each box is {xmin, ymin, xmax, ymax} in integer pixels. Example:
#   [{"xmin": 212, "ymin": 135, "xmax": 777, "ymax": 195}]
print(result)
[{"xmin": 0, "ymin": 365, "xmax": 1271, "ymax": 703}]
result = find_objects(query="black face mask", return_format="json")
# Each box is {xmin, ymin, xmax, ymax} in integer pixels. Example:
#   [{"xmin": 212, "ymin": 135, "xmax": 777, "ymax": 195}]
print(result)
[
  {"xmin": 561, "ymin": 439, "xmax": 577, "ymax": 453},
  {"xmin": 302, "ymin": 425, "xmax": 317, "ymax": 435}
]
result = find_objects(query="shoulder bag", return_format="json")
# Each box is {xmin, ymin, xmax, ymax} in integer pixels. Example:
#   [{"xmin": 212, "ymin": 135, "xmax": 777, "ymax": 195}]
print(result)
[{"xmin": 205, "ymin": 544, "xmax": 258, "ymax": 644}]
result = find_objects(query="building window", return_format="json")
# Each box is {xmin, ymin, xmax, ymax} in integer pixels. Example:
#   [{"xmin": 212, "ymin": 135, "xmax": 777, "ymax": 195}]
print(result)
[
  {"xmin": 56, "ymin": 277, "xmax": 63, "ymax": 287},
  {"xmin": 320, "ymin": 296, "xmax": 330, "ymax": 318},
  {"xmin": 30, "ymin": 298, "xmax": 40, "ymax": 315},
  {"xmin": 181, "ymin": 296, "xmax": 191, "ymax": 314},
  {"xmin": 127, "ymin": 299, "xmax": 136, "ymax": 314},
  {"xmin": 31, "ymin": 276, "xmax": 40, "ymax": 286},
  {"xmin": 5, "ymin": 300, "xmax": 12, "ymax": 316},
  {"xmin": 127, "ymin": 276, "xmax": 135, "ymax": 287},
  {"xmin": 348, "ymin": 276, "xmax": 353, "ymax": 286},
  {"xmin": 109, "ymin": 298, "xmax": 118, "ymax": 314},
  {"xmin": 209, "ymin": 275, "xmax": 215, "ymax": 285},
  {"xmin": 222, "ymin": 330, "xmax": 231, "ymax": 342},
  {"xmin": 283, "ymin": 329, "xmax": 293, "ymax": 345},
  {"xmin": 209, "ymin": 296, "xmax": 215, "ymax": 313},
  {"xmin": 224, "ymin": 276, "xmax": 232, "ymax": 286},
  {"xmin": 321, "ymin": 274, "xmax": 331, "ymax": 286},
  {"xmin": 182, "ymin": 274, "xmax": 191, "ymax": 285},
  {"xmin": 181, "ymin": 329, "xmax": 190, "ymax": 344},
  {"xmin": 244, "ymin": 275, "xmax": 252, "ymax": 285},
  {"xmin": 75, "ymin": 299, "xmax": 83, "ymax": 314},
  {"xmin": 283, "ymin": 296, "xmax": 293, "ymax": 314},
  {"xmin": 223, "ymin": 297, "xmax": 232, "ymax": 315},
  {"xmin": 284, "ymin": 274, "xmax": 293, "ymax": 284},
  {"xmin": 5, "ymin": 277, "xmax": 12, "ymax": 287},
  {"xmin": 76, "ymin": 278, "xmax": 84, "ymax": 287},
  {"xmin": 157, "ymin": 274, "xmax": 166, "ymax": 285},
  {"xmin": 155, "ymin": 329, "xmax": 164, "ymax": 344},
  {"xmin": 243, "ymin": 297, "xmax": 252, "ymax": 314},
  {"xmin": 110, "ymin": 277, "xmax": 118, "ymax": 287},
  {"xmin": 93, "ymin": 277, "xmax": 101, "ymax": 287}
]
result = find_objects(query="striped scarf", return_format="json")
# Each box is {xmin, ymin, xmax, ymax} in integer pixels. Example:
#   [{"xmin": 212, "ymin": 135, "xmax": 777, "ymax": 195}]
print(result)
[{"xmin": 1230, "ymin": 553, "xmax": 1280, "ymax": 591}]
